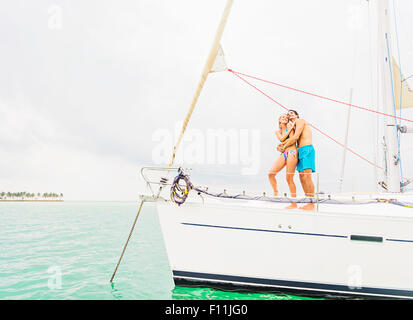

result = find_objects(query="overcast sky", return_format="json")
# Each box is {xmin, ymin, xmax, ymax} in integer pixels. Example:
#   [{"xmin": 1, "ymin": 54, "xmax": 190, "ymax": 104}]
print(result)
[{"xmin": 1, "ymin": 0, "xmax": 413, "ymax": 200}]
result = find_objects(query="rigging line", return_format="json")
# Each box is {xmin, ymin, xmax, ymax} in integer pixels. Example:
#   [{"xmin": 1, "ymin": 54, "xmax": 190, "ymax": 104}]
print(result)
[
  {"xmin": 392, "ymin": 0, "xmax": 403, "ymax": 124},
  {"xmin": 392, "ymin": 0, "xmax": 405, "ymax": 187},
  {"xmin": 228, "ymin": 69, "xmax": 413, "ymax": 124},
  {"xmin": 230, "ymin": 70, "xmax": 383, "ymax": 170},
  {"xmin": 385, "ymin": 32, "xmax": 404, "ymax": 187},
  {"xmin": 367, "ymin": 0, "xmax": 379, "ymax": 191}
]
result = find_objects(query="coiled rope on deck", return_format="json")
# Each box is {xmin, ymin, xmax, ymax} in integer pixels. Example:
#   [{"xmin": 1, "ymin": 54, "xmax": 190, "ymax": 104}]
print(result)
[{"xmin": 170, "ymin": 169, "xmax": 193, "ymax": 205}]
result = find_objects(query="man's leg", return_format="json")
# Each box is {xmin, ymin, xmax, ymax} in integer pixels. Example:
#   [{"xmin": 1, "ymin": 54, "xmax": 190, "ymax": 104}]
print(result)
[
  {"xmin": 299, "ymin": 172, "xmax": 306, "ymax": 191},
  {"xmin": 299, "ymin": 169, "xmax": 315, "ymax": 210},
  {"xmin": 285, "ymin": 153, "xmax": 298, "ymax": 209},
  {"xmin": 302, "ymin": 169, "xmax": 314, "ymax": 197}
]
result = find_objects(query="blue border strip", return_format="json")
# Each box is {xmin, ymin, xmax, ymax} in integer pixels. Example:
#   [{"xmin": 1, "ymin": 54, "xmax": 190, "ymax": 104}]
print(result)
[
  {"xmin": 173, "ymin": 270, "xmax": 413, "ymax": 298},
  {"xmin": 182, "ymin": 222, "xmax": 413, "ymax": 244},
  {"xmin": 387, "ymin": 238, "xmax": 413, "ymax": 243},
  {"xmin": 181, "ymin": 222, "xmax": 347, "ymax": 239}
]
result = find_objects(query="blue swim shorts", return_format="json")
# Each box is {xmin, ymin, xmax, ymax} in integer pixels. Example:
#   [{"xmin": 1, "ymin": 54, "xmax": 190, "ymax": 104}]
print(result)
[{"xmin": 297, "ymin": 145, "xmax": 316, "ymax": 173}]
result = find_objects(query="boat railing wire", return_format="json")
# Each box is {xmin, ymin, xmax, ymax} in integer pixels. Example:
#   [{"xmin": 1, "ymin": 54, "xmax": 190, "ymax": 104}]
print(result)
[{"xmin": 139, "ymin": 166, "xmax": 413, "ymax": 210}]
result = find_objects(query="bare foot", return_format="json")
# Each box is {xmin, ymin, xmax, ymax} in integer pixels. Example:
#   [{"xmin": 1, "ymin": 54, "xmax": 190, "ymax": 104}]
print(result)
[
  {"xmin": 285, "ymin": 203, "xmax": 297, "ymax": 210},
  {"xmin": 299, "ymin": 203, "xmax": 315, "ymax": 211},
  {"xmin": 273, "ymin": 192, "xmax": 278, "ymax": 197}
]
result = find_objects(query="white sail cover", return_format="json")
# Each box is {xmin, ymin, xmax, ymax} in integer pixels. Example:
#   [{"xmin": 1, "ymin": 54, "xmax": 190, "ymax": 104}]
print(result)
[
  {"xmin": 210, "ymin": 44, "xmax": 228, "ymax": 73},
  {"xmin": 392, "ymin": 57, "xmax": 413, "ymax": 109}
]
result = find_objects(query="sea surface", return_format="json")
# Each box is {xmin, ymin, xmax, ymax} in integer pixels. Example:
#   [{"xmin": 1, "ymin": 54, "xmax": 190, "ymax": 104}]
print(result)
[{"xmin": 0, "ymin": 201, "xmax": 317, "ymax": 300}]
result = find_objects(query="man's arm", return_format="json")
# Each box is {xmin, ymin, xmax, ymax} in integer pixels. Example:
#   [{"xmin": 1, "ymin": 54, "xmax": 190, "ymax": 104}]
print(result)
[{"xmin": 280, "ymin": 119, "xmax": 305, "ymax": 149}]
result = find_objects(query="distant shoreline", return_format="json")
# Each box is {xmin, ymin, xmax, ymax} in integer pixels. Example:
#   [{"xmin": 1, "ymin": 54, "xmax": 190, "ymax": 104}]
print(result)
[{"xmin": 0, "ymin": 200, "xmax": 64, "ymax": 202}]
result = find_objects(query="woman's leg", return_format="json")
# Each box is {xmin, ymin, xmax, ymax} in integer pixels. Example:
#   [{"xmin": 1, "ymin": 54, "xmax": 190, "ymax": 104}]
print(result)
[
  {"xmin": 285, "ymin": 151, "xmax": 298, "ymax": 209},
  {"xmin": 268, "ymin": 155, "xmax": 286, "ymax": 196}
]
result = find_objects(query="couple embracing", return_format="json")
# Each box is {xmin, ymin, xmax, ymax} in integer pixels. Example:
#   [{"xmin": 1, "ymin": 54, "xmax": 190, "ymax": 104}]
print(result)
[{"xmin": 268, "ymin": 110, "xmax": 316, "ymax": 211}]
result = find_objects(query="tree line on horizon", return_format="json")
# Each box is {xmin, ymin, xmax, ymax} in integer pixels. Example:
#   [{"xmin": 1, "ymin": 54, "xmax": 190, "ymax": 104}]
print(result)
[{"xmin": 0, "ymin": 192, "xmax": 63, "ymax": 200}]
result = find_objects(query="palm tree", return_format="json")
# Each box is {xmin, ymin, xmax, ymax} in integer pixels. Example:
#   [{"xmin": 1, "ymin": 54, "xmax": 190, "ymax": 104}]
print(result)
[{"xmin": 0, "ymin": 191, "xmax": 63, "ymax": 200}]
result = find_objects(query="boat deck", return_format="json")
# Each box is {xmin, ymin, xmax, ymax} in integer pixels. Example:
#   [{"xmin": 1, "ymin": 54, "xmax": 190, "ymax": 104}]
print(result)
[{"xmin": 182, "ymin": 190, "xmax": 413, "ymax": 219}]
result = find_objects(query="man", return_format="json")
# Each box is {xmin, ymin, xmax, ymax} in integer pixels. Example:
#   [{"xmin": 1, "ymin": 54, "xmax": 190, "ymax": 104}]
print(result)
[{"xmin": 277, "ymin": 110, "xmax": 315, "ymax": 211}]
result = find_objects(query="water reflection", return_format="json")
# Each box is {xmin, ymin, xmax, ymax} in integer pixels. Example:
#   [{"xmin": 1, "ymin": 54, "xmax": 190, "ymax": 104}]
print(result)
[
  {"xmin": 109, "ymin": 282, "xmax": 123, "ymax": 300},
  {"xmin": 171, "ymin": 286, "xmax": 320, "ymax": 300}
]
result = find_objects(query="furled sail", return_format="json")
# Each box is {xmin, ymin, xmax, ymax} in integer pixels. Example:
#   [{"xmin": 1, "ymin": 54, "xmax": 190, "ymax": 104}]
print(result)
[
  {"xmin": 210, "ymin": 44, "xmax": 228, "ymax": 73},
  {"xmin": 392, "ymin": 57, "xmax": 413, "ymax": 109}
]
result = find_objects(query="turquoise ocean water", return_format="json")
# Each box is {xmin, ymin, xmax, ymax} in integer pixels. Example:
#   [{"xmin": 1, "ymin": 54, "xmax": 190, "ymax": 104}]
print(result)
[{"xmin": 0, "ymin": 201, "xmax": 317, "ymax": 300}]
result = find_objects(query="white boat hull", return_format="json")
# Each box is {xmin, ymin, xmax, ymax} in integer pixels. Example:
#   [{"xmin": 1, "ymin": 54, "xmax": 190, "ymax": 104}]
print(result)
[{"xmin": 156, "ymin": 195, "xmax": 413, "ymax": 299}]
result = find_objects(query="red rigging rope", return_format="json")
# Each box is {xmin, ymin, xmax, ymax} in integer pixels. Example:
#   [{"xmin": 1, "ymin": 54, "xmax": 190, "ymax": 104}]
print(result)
[
  {"xmin": 229, "ymin": 69, "xmax": 383, "ymax": 170},
  {"xmin": 228, "ymin": 69, "xmax": 413, "ymax": 124}
]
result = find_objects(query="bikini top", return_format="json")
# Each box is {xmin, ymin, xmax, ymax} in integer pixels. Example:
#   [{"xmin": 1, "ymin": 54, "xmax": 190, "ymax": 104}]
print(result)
[{"xmin": 279, "ymin": 128, "xmax": 288, "ymax": 142}]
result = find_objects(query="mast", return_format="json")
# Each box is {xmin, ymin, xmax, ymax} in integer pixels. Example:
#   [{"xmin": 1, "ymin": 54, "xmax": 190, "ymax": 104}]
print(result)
[
  {"xmin": 168, "ymin": 0, "xmax": 234, "ymax": 167},
  {"xmin": 339, "ymin": 88, "xmax": 353, "ymax": 193},
  {"xmin": 377, "ymin": 0, "xmax": 401, "ymax": 192}
]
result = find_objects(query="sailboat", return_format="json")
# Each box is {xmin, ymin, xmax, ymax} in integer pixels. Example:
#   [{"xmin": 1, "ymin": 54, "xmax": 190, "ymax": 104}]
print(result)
[{"xmin": 114, "ymin": 0, "xmax": 413, "ymax": 299}]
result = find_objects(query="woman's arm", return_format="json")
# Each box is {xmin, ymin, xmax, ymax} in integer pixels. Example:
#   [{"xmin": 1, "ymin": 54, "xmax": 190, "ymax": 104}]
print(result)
[
  {"xmin": 280, "ymin": 119, "xmax": 304, "ymax": 149},
  {"xmin": 275, "ymin": 129, "xmax": 283, "ymax": 141},
  {"xmin": 277, "ymin": 122, "xmax": 296, "ymax": 142}
]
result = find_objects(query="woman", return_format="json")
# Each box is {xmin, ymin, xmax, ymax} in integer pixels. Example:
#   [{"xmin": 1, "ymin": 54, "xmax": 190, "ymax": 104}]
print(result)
[{"xmin": 268, "ymin": 113, "xmax": 298, "ymax": 209}]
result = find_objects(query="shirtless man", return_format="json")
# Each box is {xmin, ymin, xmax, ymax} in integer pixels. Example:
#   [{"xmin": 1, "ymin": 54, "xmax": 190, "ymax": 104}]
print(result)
[{"xmin": 277, "ymin": 110, "xmax": 315, "ymax": 211}]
